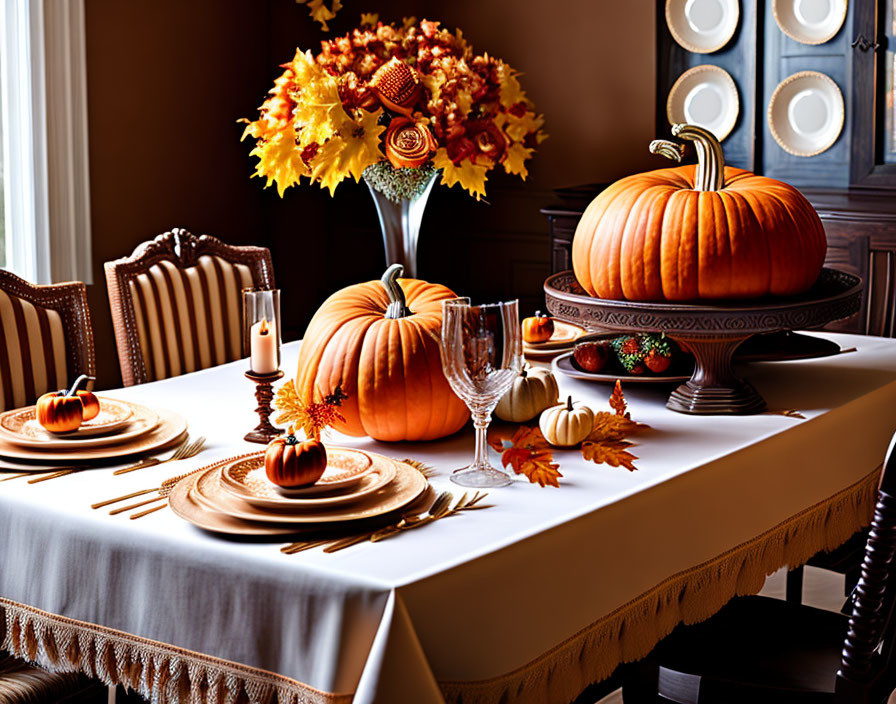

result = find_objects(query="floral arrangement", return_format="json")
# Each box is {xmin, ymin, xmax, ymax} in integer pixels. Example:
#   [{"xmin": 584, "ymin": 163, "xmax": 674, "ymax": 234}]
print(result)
[{"xmin": 241, "ymin": 15, "xmax": 546, "ymax": 201}]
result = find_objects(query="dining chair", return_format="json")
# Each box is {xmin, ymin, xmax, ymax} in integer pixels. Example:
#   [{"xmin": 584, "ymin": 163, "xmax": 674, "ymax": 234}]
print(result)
[
  {"xmin": 0, "ymin": 270, "xmax": 95, "ymax": 412},
  {"xmin": 621, "ymin": 431, "xmax": 896, "ymax": 704},
  {"xmin": 0, "ymin": 651, "xmax": 106, "ymax": 703},
  {"xmin": 104, "ymin": 227, "xmax": 275, "ymax": 386}
]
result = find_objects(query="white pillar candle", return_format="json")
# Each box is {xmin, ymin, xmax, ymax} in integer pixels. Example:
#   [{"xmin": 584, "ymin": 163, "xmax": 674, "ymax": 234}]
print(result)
[{"xmin": 250, "ymin": 318, "xmax": 278, "ymax": 374}]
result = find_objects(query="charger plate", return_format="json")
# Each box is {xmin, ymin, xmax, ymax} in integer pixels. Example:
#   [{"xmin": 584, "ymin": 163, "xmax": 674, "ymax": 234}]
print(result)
[
  {"xmin": 0, "ymin": 400, "xmax": 158, "ymax": 449},
  {"xmin": 773, "ymin": 0, "xmax": 847, "ymax": 45},
  {"xmin": 666, "ymin": 0, "xmax": 739, "ymax": 53},
  {"xmin": 168, "ymin": 460, "xmax": 435, "ymax": 537},
  {"xmin": 768, "ymin": 71, "xmax": 844, "ymax": 157},
  {"xmin": 0, "ymin": 407, "xmax": 186, "ymax": 462},
  {"xmin": 667, "ymin": 65, "xmax": 739, "ymax": 142},
  {"xmin": 220, "ymin": 452, "xmax": 396, "ymax": 510},
  {"xmin": 191, "ymin": 458, "xmax": 427, "ymax": 524}
]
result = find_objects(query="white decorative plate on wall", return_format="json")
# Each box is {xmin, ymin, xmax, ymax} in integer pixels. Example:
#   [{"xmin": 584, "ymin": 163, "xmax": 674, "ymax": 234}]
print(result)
[
  {"xmin": 768, "ymin": 70, "xmax": 844, "ymax": 156},
  {"xmin": 667, "ymin": 65, "xmax": 740, "ymax": 141},
  {"xmin": 666, "ymin": 0, "xmax": 740, "ymax": 53},
  {"xmin": 773, "ymin": 0, "xmax": 848, "ymax": 45}
]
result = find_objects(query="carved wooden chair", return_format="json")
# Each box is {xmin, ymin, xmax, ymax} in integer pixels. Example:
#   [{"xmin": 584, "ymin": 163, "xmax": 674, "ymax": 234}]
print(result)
[
  {"xmin": 621, "ymin": 432, "xmax": 896, "ymax": 704},
  {"xmin": 104, "ymin": 228, "xmax": 275, "ymax": 386},
  {"xmin": 0, "ymin": 270, "xmax": 95, "ymax": 411},
  {"xmin": 0, "ymin": 652, "xmax": 106, "ymax": 703}
]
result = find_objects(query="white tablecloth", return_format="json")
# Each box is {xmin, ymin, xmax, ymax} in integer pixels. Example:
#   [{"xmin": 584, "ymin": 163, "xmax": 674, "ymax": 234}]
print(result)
[{"xmin": 1, "ymin": 332, "xmax": 895, "ymax": 704}]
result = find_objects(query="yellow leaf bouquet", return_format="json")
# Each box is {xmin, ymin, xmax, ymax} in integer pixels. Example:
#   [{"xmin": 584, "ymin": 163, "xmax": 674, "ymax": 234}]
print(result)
[{"xmin": 241, "ymin": 16, "xmax": 546, "ymax": 202}]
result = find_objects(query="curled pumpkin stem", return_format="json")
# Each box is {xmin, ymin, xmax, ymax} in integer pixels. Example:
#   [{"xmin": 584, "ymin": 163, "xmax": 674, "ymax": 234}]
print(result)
[
  {"xmin": 671, "ymin": 123, "xmax": 725, "ymax": 192},
  {"xmin": 381, "ymin": 264, "xmax": 413, "ymax": 319},
  {"xmin": 649, "ymin": 139, "xmax": 685, "ymax": 163},
  {"xmin": 66, "ymin": 374, "xmax": 92, "ymax": 397}
]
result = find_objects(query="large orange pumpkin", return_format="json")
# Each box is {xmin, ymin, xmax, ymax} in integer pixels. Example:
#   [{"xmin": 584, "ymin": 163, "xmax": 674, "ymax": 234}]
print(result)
[
  {"xmin": 572, "ymin": 124, "xmax": 827, "ymax": 301},
  {"xmin": 295, "ymin": 265, "xmax": 469, "ymax": 442}
]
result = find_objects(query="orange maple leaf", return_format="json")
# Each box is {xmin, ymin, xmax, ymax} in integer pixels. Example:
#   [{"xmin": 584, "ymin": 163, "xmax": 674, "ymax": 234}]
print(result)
[
  {"xmin": 493, "ymin": 425, "xmax": 562, "ymax": 488},
  {"xmin": 608, "ymin": 379, "xmax": 627, "ymax": 416},
  {"xmin": 582, "ymin": 439, "xmax": 638, "ymax": 471},
  {"xmin": 588, "ymin": 412, "xmax": 648, "ymax": 443}
]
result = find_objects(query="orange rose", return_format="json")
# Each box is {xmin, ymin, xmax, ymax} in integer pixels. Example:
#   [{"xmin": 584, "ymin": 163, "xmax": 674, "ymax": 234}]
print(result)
[{"xmin": 385, "ymin": 117, "xmax": 437, "ymax": 169}]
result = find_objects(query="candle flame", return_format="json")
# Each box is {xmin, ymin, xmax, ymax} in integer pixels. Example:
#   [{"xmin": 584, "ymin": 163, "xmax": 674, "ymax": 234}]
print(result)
[{"xmin": 259, "ymin": 319, "xmax": 270, "ymax": 335}]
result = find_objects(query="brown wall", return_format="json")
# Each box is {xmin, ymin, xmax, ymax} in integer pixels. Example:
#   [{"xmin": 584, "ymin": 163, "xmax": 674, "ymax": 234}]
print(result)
[{"xmin": 84, "ymin": 0, "xmax": 656, "ymax": 389}]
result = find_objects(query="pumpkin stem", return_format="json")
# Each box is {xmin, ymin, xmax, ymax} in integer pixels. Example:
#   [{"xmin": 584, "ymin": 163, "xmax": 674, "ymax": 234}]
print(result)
[
  {"xmin": 66, "ymin": 374, "xmax": 91, "ymax": 397},
  {"xmin": 381, "ymin": 264, "xmax": 413, "ymax": 319},
  {"xmin": 671, "ymin": 123, "xmax": 725, "ymax": 192},
  {"xmin": 566, "ymin": 396, "xmax": 574, "ymax": 412},
  {"xmin": 648, "ymin": 139, "xmax": 684, "ymax": 163}
]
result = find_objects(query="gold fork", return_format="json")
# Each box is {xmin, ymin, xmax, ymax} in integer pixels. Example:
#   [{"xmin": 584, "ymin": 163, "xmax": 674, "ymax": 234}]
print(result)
[
  {"xmin": 112, "ymin": 436, "xmax": 206, "ymax": 475},
  {"xmin": 93, "ymin": 467, "xmax": 202, "ymax": 519}
]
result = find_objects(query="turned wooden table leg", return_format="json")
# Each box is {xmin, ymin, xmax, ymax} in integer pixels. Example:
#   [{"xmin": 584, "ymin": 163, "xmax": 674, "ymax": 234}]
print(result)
[
  {"xmin": 665, "ymin": 334, "xmax": 766, "ymax": 415},
  {"xmin": 244, "ymin": 370, "xmax": 285, "ymax": 444}
]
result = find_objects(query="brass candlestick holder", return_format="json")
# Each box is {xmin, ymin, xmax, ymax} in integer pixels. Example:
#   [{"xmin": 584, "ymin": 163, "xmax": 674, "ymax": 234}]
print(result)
[{"xmin": 244, "ymin": 370, "xmax": 284, "ymax": 444}]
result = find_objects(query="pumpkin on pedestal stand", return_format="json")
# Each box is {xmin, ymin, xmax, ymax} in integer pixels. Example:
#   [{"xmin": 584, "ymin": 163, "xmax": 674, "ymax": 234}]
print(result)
[
  {"xmin": 295, "ymin": 264, "xmax": 469, "ymax": 442},
  {"xmin": 572, "ymin": 123, "xmax": 827, "ymax": 302},
  {"xmin": 545, "ymin": 124, "xmax": 860, "ymax": 415}
]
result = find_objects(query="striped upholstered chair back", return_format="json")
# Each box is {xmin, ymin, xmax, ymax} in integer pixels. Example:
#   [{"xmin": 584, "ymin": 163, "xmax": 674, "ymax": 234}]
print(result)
[
  {"xmin": 0, "ymin": 271, "xmax": 96, "ymax": 411},
  {"xmin": 104, "ymin": 228, "xmax": 275, "ymax": 386}
]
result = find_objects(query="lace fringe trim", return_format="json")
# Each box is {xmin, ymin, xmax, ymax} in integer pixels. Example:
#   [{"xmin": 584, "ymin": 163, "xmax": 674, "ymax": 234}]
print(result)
[
  {"xmin": 440, "ymin": 466, "xmax": 881, "ymax": 704},
  {"xmin": 0, "ymin": 599, "xmax": 352, "ymax": 704}
]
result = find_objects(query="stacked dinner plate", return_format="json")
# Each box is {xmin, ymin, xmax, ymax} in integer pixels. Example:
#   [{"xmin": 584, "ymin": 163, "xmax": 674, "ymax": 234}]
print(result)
[
  {"xmin": 0, "ymin": 398, "xmax": 187, "ymax": 464},
  {"xmin": 523, "ymin": 320, "xmax": 587, "ymax": 361},
  {"xmin": 168, "ymin": 449, "xmax": 430, "ymax": 536}
]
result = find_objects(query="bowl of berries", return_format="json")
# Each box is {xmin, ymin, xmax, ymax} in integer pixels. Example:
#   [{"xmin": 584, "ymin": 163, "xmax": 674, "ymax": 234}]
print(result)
[{"xmin": 554, "ymin": 333, "xmax": 694, "ymax": 385}]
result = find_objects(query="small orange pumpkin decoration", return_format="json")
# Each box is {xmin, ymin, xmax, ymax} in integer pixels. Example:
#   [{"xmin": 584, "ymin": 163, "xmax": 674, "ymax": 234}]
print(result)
[
  {"xmin": 522, "ymin": 311, "xmax": 554, "ymax": 343},
  {"xmin": 572, "ymin": 124, "xmax": 827, "ymax": 302},
  {"xmin": 295, "ymin": 264, "xmax": 469, "ymax": 442},
  {"xmin": 265, "ymin": 429, "xmax": 327, "ymax": 489},
  {"xmin": 36, "ymin": 374, "xmax": 96, "ymax": 433}
]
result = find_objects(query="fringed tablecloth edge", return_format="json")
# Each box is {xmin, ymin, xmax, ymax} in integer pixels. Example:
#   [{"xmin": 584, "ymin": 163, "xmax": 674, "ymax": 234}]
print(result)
[
  {"xmin": 438, "ymin": 464, "xmax": 882, "ymax": 704},
  {"xmin": 0, "ymin": 598, "xmax": 354, "ymax": 704}
]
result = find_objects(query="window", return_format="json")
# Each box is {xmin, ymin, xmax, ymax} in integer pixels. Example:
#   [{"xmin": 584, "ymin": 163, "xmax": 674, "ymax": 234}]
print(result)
[{"xmin": 0, "ymin": 0, "xmax": 91, "ymax": 284}]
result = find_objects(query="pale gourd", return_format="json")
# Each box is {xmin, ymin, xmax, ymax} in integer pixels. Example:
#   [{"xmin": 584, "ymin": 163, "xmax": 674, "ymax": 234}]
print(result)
[
  {"xmin": 539, "ymin": 396, "xmax": 594, "ymax": 448},
  {"xmin": 494, "ymin": 367, "xmax": 559, "ymax": 423}
]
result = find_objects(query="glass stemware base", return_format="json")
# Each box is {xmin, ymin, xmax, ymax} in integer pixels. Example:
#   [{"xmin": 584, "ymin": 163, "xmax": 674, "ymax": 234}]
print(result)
[{"xmin": 450, "ymin": 463, "xmax": 513, "ymax": 488}]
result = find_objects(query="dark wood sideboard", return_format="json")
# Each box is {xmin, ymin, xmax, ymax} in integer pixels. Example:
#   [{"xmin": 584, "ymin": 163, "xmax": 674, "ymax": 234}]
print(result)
[{"xmin": 541, "ymin": 187, "xmax": 896, "ymax": 337}]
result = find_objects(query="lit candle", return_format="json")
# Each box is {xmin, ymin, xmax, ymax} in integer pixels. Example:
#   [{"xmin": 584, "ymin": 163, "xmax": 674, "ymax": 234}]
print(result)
[{"xmin": 250, "ymin": 318, "xmax": 278, "ymax": 374}]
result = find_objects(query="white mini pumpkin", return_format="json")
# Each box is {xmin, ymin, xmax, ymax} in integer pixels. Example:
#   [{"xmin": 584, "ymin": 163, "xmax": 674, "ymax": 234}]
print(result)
[
  {"xmin": 495, "ymin": 367, "xmax": 559, "ymax": 423},
  {"xmin": 539, "ymin": 396, "xmax": 594, "ymax": 447}
]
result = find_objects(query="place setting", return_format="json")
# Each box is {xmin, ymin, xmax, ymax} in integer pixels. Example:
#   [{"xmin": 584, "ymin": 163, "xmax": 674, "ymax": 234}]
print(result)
[{"xmin": 0, "ymin": 374, "xmax": 195, "ymax": 482}]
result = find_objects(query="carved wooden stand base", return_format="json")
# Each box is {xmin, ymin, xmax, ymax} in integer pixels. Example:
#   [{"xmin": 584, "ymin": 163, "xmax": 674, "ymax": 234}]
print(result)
[
  {"xmin": 666, "ymin": 335, "xmax": 766, "ymax": 415},
  {"xmin": 244, "ymin": 370, "xmax": 284, "ymax": 444}
]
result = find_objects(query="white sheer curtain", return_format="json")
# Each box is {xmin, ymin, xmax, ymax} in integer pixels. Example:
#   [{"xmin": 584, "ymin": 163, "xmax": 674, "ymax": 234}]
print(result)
[{"xmin": 0, "ymin": 0, "xmax": 91, "ymax": 285}]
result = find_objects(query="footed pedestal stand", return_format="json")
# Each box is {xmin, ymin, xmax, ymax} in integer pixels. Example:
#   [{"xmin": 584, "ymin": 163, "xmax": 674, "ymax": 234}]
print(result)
[{"xmin": 544, "ymin": 268, "xmax": 862, "ymax": 415}]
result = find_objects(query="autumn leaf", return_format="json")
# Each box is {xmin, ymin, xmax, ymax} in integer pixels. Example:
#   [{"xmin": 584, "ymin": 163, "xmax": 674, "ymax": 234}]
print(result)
[
  {"xmin": 248, "ymin": 125, "xmax": 309, "ymax": 197},
  {"xmin": 582, "ymin": 440, "xmax": 638, "ymax": 472},
  {"xmin": 608, "ymin": 380, "xmax": 627, "ymax": 417},
  {"xmin": 581, "ymin": 381, "xmax": 650, "ymax": 471},
  {"xmin": 492, "ymin": 425, "xmax": 562, "ymax": 488},
  {"xmin": 274, "ymin": 379, "xmax": 346, "ymax": 440},
  {"xmin": 274, "ymin": 378, "xmax": 307, "ymax": 429},
  {"xmin": 360, "ymin": 12, "xmax": 379, "ymax": 25},
  {"xmin": 587, "ymin": 412, "xmax": 648, "ymax": 443},
  {"xmin": 433, "ymin": 148, "xmax": 488, "ymax": 200},
  {"xmin": 503, "ymin": 142, "xmax": 533, "ymax": 179}
]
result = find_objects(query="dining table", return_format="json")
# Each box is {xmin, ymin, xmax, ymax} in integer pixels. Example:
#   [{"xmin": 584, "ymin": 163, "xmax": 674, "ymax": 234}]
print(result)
[{"xmin": 1, "ymin": 331, "xmax": 895, "ymax": 704}]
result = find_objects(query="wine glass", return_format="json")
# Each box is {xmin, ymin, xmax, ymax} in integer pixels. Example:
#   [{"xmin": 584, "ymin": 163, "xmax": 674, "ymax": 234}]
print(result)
[{"xmin": 439, "ymin": 298, "xmax": 523, "ymax": 487}]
